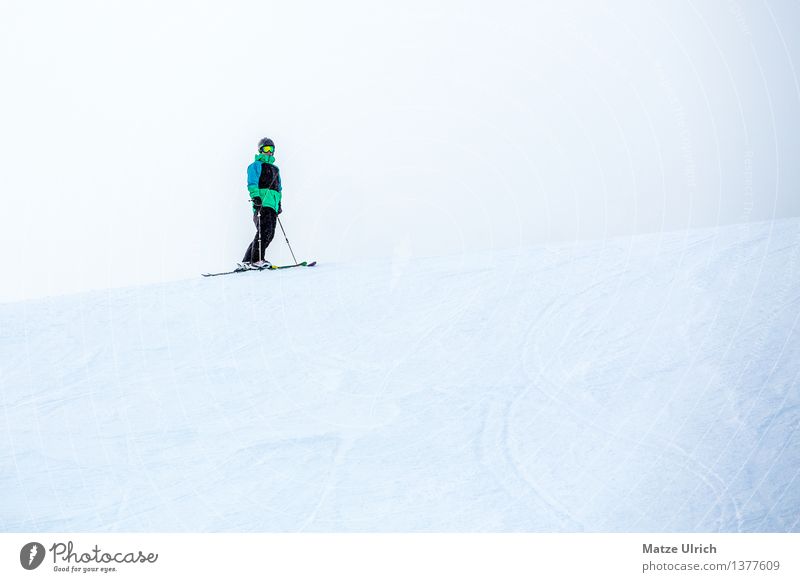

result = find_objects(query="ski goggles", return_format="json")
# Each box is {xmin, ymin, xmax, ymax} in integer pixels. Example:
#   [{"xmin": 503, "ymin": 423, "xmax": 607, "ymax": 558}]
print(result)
[{"xmin": 260, "ymin": 145, "xmax": 275, "ymax": 154}]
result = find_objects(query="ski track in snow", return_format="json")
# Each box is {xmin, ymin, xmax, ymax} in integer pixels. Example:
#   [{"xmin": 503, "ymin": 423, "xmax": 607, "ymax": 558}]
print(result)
[{"xmin": 1, "ymin": 218, "xmax": 799, "ymax": 532}]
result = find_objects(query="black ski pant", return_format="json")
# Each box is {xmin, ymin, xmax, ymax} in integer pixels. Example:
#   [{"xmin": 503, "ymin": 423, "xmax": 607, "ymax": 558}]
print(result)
[{"xmin": 243, "ymin": 207, "xmax": 277, "ymax": 262}]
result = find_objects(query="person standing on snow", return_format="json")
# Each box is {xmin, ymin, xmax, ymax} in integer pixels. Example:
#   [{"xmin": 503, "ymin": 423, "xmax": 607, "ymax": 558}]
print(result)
[{"xmin": 242, "ymin": 137, "xmax": 282, "ymax": 268}]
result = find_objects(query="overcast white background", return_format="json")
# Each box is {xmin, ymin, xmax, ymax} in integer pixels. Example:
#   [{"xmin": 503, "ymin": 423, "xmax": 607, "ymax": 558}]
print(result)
[{"xmin": 1, "ymin": 0, "xmax": 799, "ymax": 302}]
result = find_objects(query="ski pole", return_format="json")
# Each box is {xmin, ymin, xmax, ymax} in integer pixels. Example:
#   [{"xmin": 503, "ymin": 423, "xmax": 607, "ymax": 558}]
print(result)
[
  {"xmin": 257, "ymin": 206, "xmax": 262, "ymax": 262},
  {"xmin": 277, "ymin": 216, "xmax": 298, "ymax": 265}
]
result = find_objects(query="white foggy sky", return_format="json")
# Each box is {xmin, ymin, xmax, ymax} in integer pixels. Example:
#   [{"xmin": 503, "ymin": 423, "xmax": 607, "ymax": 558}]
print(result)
[{"xmin": 1, "ymin": 0, "xmax": 799, "ymax": 302}]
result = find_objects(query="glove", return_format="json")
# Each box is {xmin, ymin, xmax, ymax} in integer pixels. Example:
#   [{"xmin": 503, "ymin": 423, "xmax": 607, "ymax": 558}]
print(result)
[
  {"xmin": 277, "ymin": 202, "xmax": 282, "ymax": 215},
  {"xmin": 252, "ymin": 196, "xmax": 262, "ymax": 208}
]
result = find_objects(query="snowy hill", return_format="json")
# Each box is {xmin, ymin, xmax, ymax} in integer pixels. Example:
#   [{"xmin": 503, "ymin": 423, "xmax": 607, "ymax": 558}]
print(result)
[{"xmin": 2, "ymin": 218, "xmax": 799, "ymax": 532}]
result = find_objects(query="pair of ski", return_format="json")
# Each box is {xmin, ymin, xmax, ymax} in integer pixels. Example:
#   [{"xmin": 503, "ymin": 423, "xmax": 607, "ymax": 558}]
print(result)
[{"xmin": 202, "ymin": 261, "xmax": 317, "ymax": 278}]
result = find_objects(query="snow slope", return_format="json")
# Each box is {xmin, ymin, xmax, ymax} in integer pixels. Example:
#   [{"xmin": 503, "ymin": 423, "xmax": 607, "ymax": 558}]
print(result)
[{"xmin": 2, "ymin": 218, "xmax": 799, "ymax": 532}]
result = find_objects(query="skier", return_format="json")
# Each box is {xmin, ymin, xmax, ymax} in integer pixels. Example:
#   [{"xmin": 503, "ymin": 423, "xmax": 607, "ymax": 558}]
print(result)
[{"xmin": 242, "ymin": 137, "xmax": 282, "ymax": 268}]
